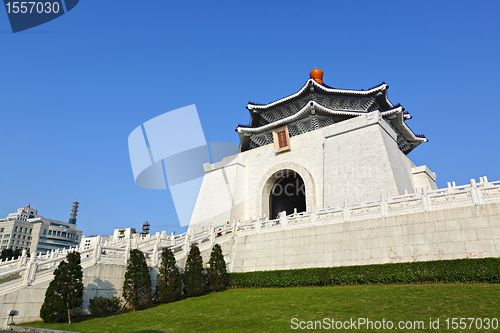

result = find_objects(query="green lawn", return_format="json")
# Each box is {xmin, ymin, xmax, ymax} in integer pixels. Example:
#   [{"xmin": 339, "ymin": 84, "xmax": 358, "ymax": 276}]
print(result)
[{"xmin": 24, "ymin": 283, "xmax": 499, "ymax": 332}]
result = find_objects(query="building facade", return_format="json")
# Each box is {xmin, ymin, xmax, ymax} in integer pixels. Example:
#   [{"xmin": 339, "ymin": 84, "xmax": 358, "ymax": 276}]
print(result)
[
  {"xmin": 189, "ymin": 69, "xmax": 437, "ymax": 229},
  {"xmin": 0, "ymin": 202, "xmax": 83, "ymax": 254}
]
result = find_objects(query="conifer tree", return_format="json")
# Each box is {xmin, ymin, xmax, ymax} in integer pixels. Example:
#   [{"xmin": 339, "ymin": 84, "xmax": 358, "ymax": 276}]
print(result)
[
  {"xmin": 122, "ymin": 249, "xmax": 152, "ymax": 310},
  {"xmin": 0, "ymin": 248, "xmax": 22, "ymax": 261},
  {"xmin": 156, "ymin": 247, "xmax": 182, "ymax": 303},
  {"xmin": 40, "ymin": 252, "xmax": 84, "ymax": 323},
  {"xmin": 183, "ymin": 244, "xmax": 206, "ymax": 297},
  {"xmin": 207, "ymin": 244, "xmax": 229, "ymax": 292}
]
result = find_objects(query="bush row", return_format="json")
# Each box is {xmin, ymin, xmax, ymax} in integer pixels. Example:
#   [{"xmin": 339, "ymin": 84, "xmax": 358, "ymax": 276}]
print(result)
[
  {"xmin": 228, "ymin": 258, "xmax": 500, "ymax": 288},
  {"xmin": 89, "ymin": 296, "xmax": 121, "ymax": 318}
]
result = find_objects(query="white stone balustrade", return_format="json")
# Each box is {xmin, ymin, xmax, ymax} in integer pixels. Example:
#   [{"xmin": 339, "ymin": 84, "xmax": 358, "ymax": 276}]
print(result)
[{"xmin": 0, "ymin": 177, "xmax": 498, "ymax": 295}]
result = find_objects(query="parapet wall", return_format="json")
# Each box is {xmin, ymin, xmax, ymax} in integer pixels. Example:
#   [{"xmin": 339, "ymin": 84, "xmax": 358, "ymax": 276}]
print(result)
[{"xmin": 231, "ymin": 202, "xmax": 500, "ymax": 272}]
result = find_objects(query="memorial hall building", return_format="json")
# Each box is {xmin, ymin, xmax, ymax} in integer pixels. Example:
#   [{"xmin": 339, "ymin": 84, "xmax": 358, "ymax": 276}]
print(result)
[{"xmin": 189, "ymin": 69, "xmax": 437, "ymax": 228}]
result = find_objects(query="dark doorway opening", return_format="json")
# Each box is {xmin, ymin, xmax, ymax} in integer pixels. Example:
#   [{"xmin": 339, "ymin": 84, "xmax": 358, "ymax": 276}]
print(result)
[{"xmin": 269, "ymin": 172, "xmax": 306, "ymax": 219}]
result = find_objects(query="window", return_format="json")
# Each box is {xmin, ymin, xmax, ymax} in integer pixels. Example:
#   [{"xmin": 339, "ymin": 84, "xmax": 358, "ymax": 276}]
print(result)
[
  {"xmin": 29, "ymin": 229, "xmax": 32, "ymax": 234},
  {"xmin": 57, "ymin": 231, "xmax": 60, "ymax": 236},
  {"xmin": 0, "ymin": 227, "xmax": 4, "ymax": 232},
  {"xmin": 48, "ymin": 230, "xmax": 52, "ymax": 235},
  {"xmin": 76, "ymin": 235, "xmax": 79, "ymax": 240},
  {"xmin": 23, "ymin": 236, "xmax": 26, "ymax": 239},
  {"xmin": 14, "ymin": 227, "xmax": 18, "ymax": 232},
  {"xmin": 18, "ymin": 235, "xmax": 21, "ymax": 238},
  {"xmin": 43, "ymin": 229, "xmax": 47, "ymax": 234}
]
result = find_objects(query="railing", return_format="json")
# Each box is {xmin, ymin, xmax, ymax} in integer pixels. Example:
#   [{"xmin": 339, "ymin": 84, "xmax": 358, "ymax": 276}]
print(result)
[{"xmin": 0, "ymin": 176, "xmax": 498, "ymax": 293}]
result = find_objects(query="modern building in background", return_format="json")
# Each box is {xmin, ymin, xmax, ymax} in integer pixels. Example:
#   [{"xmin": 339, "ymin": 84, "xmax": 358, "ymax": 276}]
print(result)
[
  {"xmin": 111, "ymin": 222, "xmax": 151, "ymax": 243},
  {"xmin": 0, "ymin": 202, "xmax": 83, "ymax": 254},
  {"xmin": 80, "ymin": 235, "xmax": 108, "ymax": 250}
]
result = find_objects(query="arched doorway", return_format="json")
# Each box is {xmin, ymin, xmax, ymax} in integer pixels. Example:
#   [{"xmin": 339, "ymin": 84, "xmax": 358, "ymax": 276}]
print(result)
[{"xmin": 269, "ymin": 171, "xmax": 306, "ymax": 219}]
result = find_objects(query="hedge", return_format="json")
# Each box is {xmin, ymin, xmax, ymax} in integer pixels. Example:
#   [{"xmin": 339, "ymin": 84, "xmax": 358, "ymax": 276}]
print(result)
[{"xmin": 228, "ymin": 258, "xmax": 500, "ymax": 288}]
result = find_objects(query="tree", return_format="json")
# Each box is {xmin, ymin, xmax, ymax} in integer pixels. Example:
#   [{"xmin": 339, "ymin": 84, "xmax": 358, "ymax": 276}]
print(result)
[
  {"xmin": 40, "ymin": 252, "xmax": 84, "ymax": 323},
  {"xmin": 207, "ymin": 244, "xmax": 229, "ymax": 292},
  {"xmin": 183, "ymin": 244, "xmax": 206, "ymax": 297},
  {"xmin": 122, "ymin": 249, "xmax": 152, "ymax": 310},
  {"xmin": 1, "ymin": 248, "xmax": 22, "ymax": 261},
  {"xmin": 156, "ymin": 247, "xmax": 182, "ymax": 304}
]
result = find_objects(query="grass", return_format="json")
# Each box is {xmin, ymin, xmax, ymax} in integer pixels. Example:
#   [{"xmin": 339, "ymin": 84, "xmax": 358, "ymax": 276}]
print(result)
[{"xmin": 24, "ymin": 283, "xmax": 499, "ymax": 332}]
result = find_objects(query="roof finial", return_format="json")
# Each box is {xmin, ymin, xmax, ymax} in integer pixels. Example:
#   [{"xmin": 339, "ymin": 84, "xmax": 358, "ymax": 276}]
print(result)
[{"xmin": 310, "ymin": 69, "xmax": 324, "ymax": 84}]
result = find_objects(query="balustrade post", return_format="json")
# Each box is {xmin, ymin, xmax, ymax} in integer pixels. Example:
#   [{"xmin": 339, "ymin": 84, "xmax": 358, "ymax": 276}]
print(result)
[
  {"xmin": 280, "ymin": 210, "xmax": 288, "ymax": 229},
  {"xmin": 380, "ymin": 194, "xmax": 388, "ymax": 217},
  {"xmin": 152, "ymin": 242, "xmax": 159, "ymax": 267},
  {"xmin": 18, "ymin": 249, "xmax": 27, "ymax": 268},
  {"xmin": 311, "ymin": 206, "xmax": 318, "ymax": 225},
  {"xmin": 24, "ymin": 254, "xmax": 37, "ymax": 285},
  {"xmin": 470, "ymin": 179, "xmax": 482, "ymax": 205},
  {"xmin": 184, "ymin": 233, "xmax": 190, "ymax": 256},
  {"xmin": 124, "ymin": 239, "xmax": 131, "ymax": 264},
  {"xmin": 422, "ymin": 188, "xmax": 431, "ymax": 211},
  {"xmin": 210, "ymin": 223, "xmax": 215, "ymax": 245},
  {"xmin": 49, "ymin": 250, "xmax": 55, "ymax": 267},
  {"xmin": 93, "ymin": 237, "xmax": 102, "ymax": 264},
  {"xmin": 343, "ymin": 200, "xmax": 350, "ymax": 222}
]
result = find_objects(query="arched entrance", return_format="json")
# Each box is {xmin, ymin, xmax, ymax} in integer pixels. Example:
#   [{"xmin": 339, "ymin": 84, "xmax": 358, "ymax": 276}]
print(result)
[{"xmin": 269, "ymin": 171, "xmax": 306, "ymax": 219}]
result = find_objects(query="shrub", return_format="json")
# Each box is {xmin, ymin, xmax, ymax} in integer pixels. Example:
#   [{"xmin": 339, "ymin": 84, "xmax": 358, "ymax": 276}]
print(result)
[
  {"xmin": 184, "ymin": 244, "xmax": 206, "ymax": 297},
  {"xmin": 156, "ymin": 247, "xmax": 182, "ymax": 304},
  {"xmin": 40, "ymin": 252, "xmax": 84, "ymax": 323},
  {"xmin": 89, "ymin": 296, "xmax": 121, "ymax": 317},
  {"xmin": 229, "ymin": 258, "xmax": 500, "ymax": 288},
  {"xmin": 207, "ymin": 244, "xmax": 229, "ymax": 292},
  {"xmin": 122, "ymin": 249, "xmax": 152, "ymax": 310}
]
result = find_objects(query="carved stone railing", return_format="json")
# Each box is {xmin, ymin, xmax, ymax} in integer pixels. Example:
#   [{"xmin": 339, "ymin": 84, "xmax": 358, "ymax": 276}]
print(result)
[{"xmin": 1, "ymin": 177, "xmax": 498, "ymax": 294}]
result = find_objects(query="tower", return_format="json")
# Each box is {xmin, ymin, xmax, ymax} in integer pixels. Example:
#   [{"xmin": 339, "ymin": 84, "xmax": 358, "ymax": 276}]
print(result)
[
  {"xmin": 141, "ymin": 221, "xmax": 150, "ymax": 236},
  {"xmin": 69, "ymin": 200, "xmax": 79, "ymax": 225}
]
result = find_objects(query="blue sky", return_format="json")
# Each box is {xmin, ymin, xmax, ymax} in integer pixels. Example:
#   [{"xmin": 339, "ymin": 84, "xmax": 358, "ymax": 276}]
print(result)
[{"xmin": 1, "ymin": 1, "xmax": 499, "ymax": 237}]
